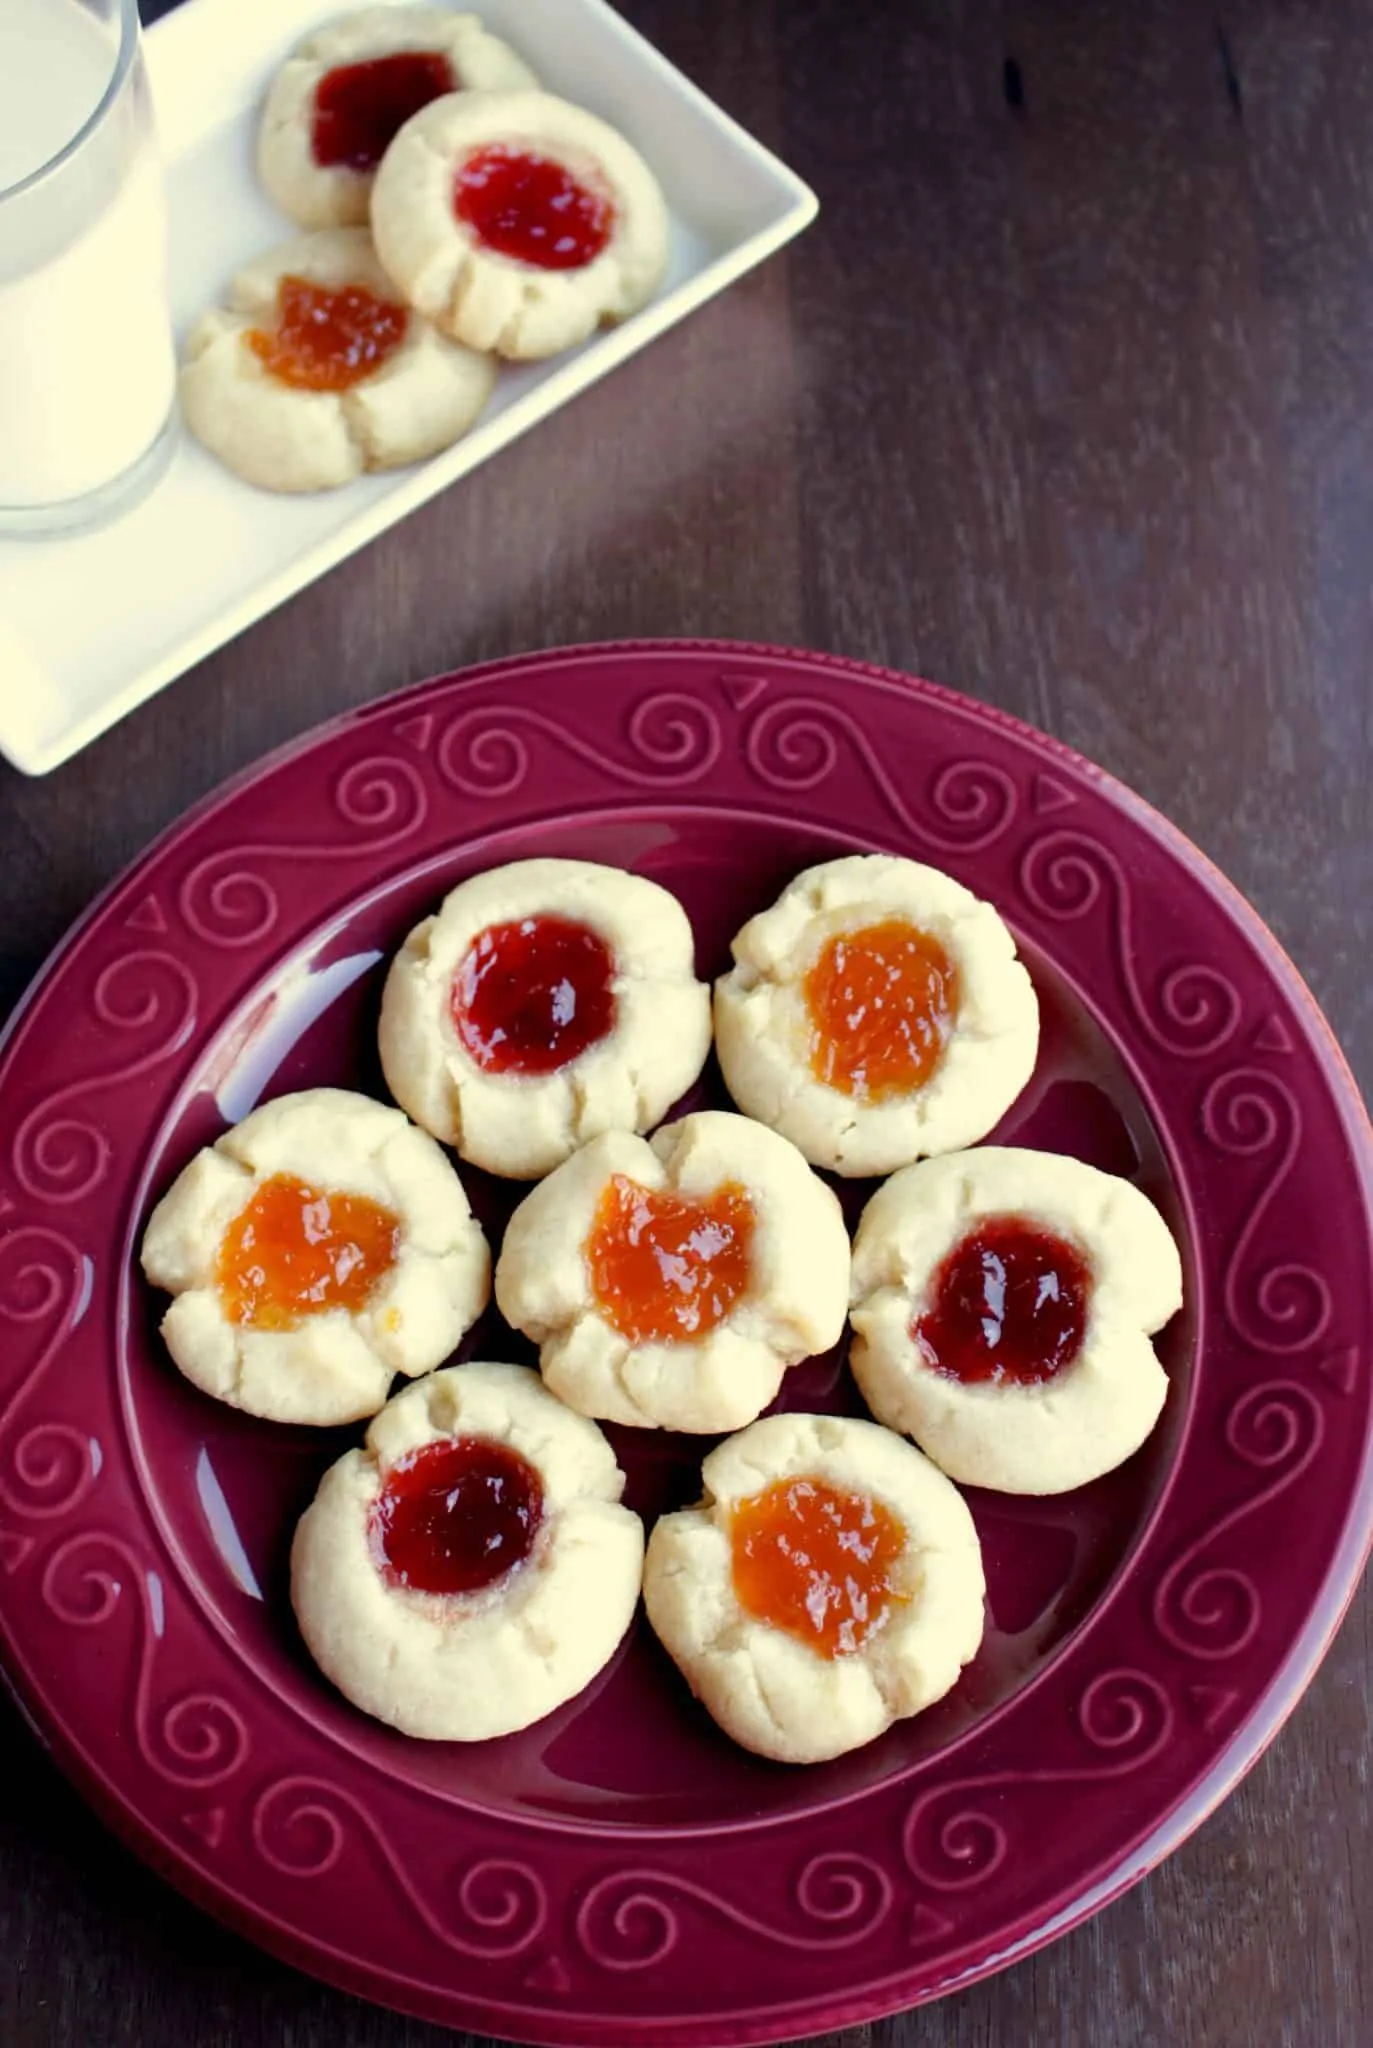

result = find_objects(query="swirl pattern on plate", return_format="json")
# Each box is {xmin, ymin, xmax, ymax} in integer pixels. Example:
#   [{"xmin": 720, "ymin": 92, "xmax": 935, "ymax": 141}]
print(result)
[{"xmin": 252, "ymin": 1777, "xmax": 547, "ymax": 1956}]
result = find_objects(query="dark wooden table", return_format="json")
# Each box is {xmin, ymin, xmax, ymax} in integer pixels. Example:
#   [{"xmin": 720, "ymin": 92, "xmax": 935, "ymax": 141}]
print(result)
[{"xmin": 2, "ymin": 2, "xmax": 1369, "ymax": 2043}]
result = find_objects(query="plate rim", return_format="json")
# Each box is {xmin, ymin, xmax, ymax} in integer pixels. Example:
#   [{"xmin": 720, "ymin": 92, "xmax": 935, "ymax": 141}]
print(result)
[{"xmin": 1, "ymin": 638, "xmax": 1370, "ymax": 2045}]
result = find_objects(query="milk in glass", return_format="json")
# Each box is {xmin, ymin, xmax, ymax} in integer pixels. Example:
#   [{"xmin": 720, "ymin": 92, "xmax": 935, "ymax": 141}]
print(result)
[{"xmin": 0, "ymin": 0, "xmax": 176, "ymax": 514}]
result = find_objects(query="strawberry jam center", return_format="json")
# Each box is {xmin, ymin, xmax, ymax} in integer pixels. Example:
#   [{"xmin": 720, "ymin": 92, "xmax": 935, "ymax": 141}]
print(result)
[
  {"xmin": 587, "ymin": 1175, "xmax": 754, "ymax": 1344},
  {"xmin": 915, "ymin": 1215, "xmax": 1092, "ymax": 1386},
  {"xmin": 450, "ymin": 915, "xmax": 616, "ymax": 1076},
  {"xmin": 804, "ymin": 917, "xmax": 958, "ymax": 1101},
  {"xmin": 216, "ymin": 1173, "xmax": 401, "ymax": 1330},
  {"xmin": 731, "ymin": 1477, "xmax": 909, "ymax": 1659},
  {"xmin": 453, "ymin": 146, "xmax": 615, "ymax": 269},
  {"xmin": 370, "ymin": 1436, "xmax": 544, "ymax": 1596},
  {"xmin": 311, "ymin": 52, "xmax": 456, "ymax": 172},
  {"xmin": 248, "ymin": 275, "xmax": 409, "ymax": 392}
]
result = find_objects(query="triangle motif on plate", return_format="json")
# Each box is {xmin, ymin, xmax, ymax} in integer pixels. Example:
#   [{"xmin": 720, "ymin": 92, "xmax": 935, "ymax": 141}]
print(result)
[
  {"xmin": 1185, "ymin": 1685, "xmax": 1238, "ymax": 1734},
  {"xmin": 1316, "ymin": 1348, "xmax": 1358, "ymax": 1395},
  {"xmin": 124, "ymin": 893, "xmax": 168, "ymax": 936},
  {"xmin": 522, "ymin": 1955, "xmax": 571, "ymax": 1995},
  {"xmin": 393, "ymin": 713, "xmax": 435, "ymax": 752},
  {"xmin": 909, "ymin": 1900, "xmax": 955, "ymax": 1944},
  {"xmin": 717, "ymin": 671, "xmax": 769, "ymax": 712},
  {"xmin": 1251, "ymin": 1015, "xmax": 1294, "ymax": 1055},
  {"xmin": 180, "ymin": 1806, "xmax": 226, "ymax": 1849},
  {"xmin": 1031, "ymin": 772, "xmax": 1077, "ymax": 815}
]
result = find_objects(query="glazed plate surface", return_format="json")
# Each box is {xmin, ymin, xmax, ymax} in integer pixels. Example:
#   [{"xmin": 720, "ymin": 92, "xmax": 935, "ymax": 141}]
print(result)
[{"xmin": 0, "ymin": 642, "xmax": 1369, "ymax": 2044}]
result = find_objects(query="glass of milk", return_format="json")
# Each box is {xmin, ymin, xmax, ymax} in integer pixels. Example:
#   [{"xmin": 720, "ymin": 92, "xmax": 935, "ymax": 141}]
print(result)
[{"xmin": 0, "ymin": 0, "xmax": 177, "ymax": 536}]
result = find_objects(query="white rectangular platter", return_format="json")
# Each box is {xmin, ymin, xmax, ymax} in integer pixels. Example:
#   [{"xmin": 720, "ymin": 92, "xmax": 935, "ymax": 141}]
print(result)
[{"xmin": 0, "ymin": 0, "xmax": 816, "ymax": 776}]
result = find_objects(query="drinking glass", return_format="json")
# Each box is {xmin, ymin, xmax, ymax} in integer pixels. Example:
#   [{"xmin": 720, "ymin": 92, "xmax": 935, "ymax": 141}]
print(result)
[{"xmin": 0, "ymin": 0, "xmax": 177, "ymax": 536}]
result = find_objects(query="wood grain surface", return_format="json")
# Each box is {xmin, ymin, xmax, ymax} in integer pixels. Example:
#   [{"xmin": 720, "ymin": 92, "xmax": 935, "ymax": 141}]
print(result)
[{"xmin": 1, "ymin": 2, "xmax": 1369, "ymax": 2044}]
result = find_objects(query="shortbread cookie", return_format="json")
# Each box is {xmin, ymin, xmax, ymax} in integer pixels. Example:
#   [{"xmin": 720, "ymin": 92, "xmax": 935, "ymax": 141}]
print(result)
[
  {"xmin": 378, "ymin": 859, "xmax": 712, "ymax": 1178},
  {"xmin": 495, "ymin": 1111, "xmax": 849, "ymax": 1432},
  {"xmin": 140, "ymin": 1088, "xmax": 490, "ymax": 1426},
  {"xmin": 643, "ymin": 1412, "xmax": 985, "ymax": 1764},
  {"xmin": 849, "ymin": 1148, "xmax": 1184, "ymax": 1495},
  {"xmin": 292, "ymin": 1362, "xmax": 644, "ymax": 1740},
  {"xmin": 259, "ymin": 8, "xmax": 538, "ymax": 230},
  {"xmin": 714, "ymin": 855, "xmax": 1040, "ymax": 1178},
  {"xmin": 370, "ymin": 90, "xmax": 669, "ymax": 359},
  {"xmin": 180, "ymin": 227, "xmax": 497, "ymax": 493}
]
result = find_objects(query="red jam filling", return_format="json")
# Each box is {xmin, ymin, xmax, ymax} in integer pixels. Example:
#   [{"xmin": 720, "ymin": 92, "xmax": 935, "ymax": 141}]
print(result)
[
  {"xmin": 731, "ymin": 1477, "xmax": 909, "ymax": 1659},
  {"xmin": 453, "ymin": 146, "xmax": 615, "ymax": 270},
  {"xmin": 804, "ymin": 918, "xmax": 959, "ymax": 1101},
  {"xmin": 370, "ymin": 1435, "xmax": 544, "ymax": 1596},
  {"xmin": 311, "ymin": 53, "xmax": 456, "ymax": 172},
  {"xmin": 450, "ymin": 915, "xmax": 616, "ymax": 1076},
  {"xmin": 216, "ymin": 1173, "xmax": 401, "ymax": 1331},
  {"xmin": 247, "ymin": 275, "xmax": 409, "ymax": 392},
  {"xmin": 586, "ymin": 1175, "xmax": 754, "ymax": 1344},
  {"xmin": 914, "ymin": 1215, "xmax": 1092, "ymax": 1387}
]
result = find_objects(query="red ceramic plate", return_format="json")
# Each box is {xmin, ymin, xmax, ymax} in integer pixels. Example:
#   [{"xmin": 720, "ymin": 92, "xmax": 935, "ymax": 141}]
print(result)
[{"xmin": 1, "ymin": 643, "xmax": 1370, "ymax": 2047}]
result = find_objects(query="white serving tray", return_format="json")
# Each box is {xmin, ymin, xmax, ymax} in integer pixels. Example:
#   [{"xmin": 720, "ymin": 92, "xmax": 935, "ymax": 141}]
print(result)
[{"xmin": 0, "ymin": 0, "xmax": 816, "ymax": 776}]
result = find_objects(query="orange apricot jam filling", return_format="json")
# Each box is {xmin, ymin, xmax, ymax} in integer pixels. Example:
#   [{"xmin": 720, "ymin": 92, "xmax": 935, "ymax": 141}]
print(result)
[
  {"xmin": 803, "ymin": 917, "xmax": 958, "ymax": 1101},
  {"xmin": 586, "ymin": 1174, "xmax": 754, "ymax": 1345},
  {"xmin": 730, "ymin": 1476, "xmax": 909, "ymax": 1659},
  {"xmin": 216, "ymin": 1173, "xmax": 402, "ymax": 1331},
  {"xmin": 247, "ymin": 275, "xmax": 409, "ymax": 392}
]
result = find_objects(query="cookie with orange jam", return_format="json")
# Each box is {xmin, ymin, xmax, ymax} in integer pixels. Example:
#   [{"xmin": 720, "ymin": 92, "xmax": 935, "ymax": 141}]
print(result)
[
  {"xmin": 258, "ymin": 7, "xmax": 538, "ymax": 231},
  {"xmin": 643, "ymin": 1412, "xmax": 985, "ymax": 1763},
  {"xmin": 180, "ymin": 227, "xmax": 496, "ymax": 492},
  {"xmin": 714, "ymin": 855, "xmax": 1040, "ymax": 1177},
  {"xmin": 378, "ymin": 858, "xmax": 711, "ymax": 1179},
  {"xmin": 495, "ymin": 1110, "xmax": 849, "ymax": 1432},
  {"xmin": 370, "ymin": 90, "xmax": 669, "ymax": 359},
  {"xmin": 292, "ymin": 1362, "xmax": 643, "ymax": 1739},
  {"xmin": 140, "ymin": 1087, "xmax": 490, "ymax": 1426},
  {"xmin": 849, "ymin": 1148, "xmax": 1184, "ymax": 1494}
]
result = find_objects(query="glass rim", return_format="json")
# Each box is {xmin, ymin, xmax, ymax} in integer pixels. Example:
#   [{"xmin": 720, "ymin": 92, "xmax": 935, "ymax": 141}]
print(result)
[{"xmin": 0, "ymin": 0, "xmax": 142, "ymax": 207}]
